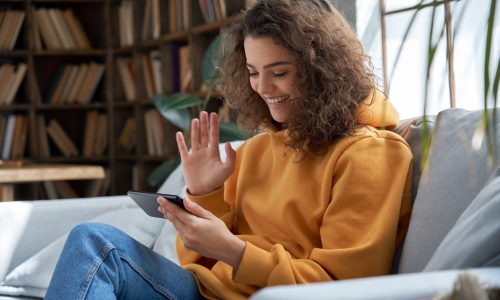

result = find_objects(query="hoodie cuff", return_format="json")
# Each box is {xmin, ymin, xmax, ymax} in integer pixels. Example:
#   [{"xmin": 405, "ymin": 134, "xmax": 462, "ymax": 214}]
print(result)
[
  {"xmin": 233, "ymin": 241, "xmax": 274, "ymax": 287},
  {"xmin": 185, "ymin": 186, "xmax": 229, "ymax": 216}
]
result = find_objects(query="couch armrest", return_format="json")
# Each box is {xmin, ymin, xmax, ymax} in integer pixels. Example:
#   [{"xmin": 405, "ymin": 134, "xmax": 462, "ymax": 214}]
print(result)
[
  {"xmin": 250, "ymin": 268, "xmax": 500, "ymax": 300},
  {"xmin": 0, "ymin": 196, "xmax": 135, "ymax": 280}
]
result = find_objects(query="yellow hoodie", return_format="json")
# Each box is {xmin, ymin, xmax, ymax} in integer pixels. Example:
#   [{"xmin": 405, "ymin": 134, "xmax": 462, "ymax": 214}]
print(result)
[{"xmin": 177, "ymin": 91, "xmax": 413, "ymax": 299}]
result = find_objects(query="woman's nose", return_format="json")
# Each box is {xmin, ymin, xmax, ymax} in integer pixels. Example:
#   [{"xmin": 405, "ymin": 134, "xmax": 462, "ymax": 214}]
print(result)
[{"xmin": 257, "ymin": 76, "xmax": 273, "ymax": 95}]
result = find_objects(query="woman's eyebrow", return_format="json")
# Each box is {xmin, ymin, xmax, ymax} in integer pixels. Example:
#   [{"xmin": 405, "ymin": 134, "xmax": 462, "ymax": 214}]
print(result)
[{"xmin": 246, "ymin": 61, "xmax": 293, "ymax": 69}]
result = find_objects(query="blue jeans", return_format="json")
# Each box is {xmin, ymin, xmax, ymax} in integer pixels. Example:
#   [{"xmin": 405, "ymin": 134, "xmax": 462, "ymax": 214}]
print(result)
[{"xmin": 45, "ymin": 223, "xmax": 204, "ymax": 300}]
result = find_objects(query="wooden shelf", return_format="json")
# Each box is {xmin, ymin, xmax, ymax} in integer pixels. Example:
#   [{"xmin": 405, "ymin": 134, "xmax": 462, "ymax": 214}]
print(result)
[
  {"xmin": 0, "ymin": 0, "xmax": 248, "ymax": 199},
  {"xmin": 33, "ymin": 50, "xmax": 107, "ymax": 57}
]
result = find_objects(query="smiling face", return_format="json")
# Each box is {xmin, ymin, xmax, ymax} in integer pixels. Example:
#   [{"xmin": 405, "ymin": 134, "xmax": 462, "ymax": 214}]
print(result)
[{"xmin": 244, "ymin": 36, "xmax": 299, "ymax": 124}]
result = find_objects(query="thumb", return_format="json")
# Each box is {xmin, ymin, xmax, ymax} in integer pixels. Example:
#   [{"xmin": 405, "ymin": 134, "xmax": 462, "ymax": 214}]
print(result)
[
  {"xmin": 183, "ymin": 198, "xmax": 213, "ymax": 219},
  {"xmin": 223, "ymin": 142, "xmax": 237, "ymax": 169}
]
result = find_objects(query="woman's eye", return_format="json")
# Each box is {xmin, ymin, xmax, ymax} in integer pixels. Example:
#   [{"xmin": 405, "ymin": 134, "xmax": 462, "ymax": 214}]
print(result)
[
  {"xmin": 248, "ymin": 72, "xmax": 258, "ymax": 77},
  {"xmin": 273, "ymin": 72, "xmax": 288, "ymax": 78}
]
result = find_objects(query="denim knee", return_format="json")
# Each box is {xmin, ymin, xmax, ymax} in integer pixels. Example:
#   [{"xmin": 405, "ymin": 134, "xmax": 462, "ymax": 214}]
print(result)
[{"xmin": 67, "ymin": 222, "xmax": 117, "ymax": 245}]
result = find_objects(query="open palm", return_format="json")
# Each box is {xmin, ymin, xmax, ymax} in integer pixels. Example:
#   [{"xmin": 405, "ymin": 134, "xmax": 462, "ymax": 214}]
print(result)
[{"xmin": 176, "ymin": 112, "xmax": 236, "ymax": 196}]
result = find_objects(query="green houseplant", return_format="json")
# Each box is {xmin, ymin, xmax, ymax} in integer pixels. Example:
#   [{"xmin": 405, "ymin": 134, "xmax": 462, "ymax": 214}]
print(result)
[
  {"xmin": 147, "ymin": 35, "xmax": 248, "ymax": 187},
  {"xmin": 382, "ymin": 0, "xmax": 498, "ymax": 168}
]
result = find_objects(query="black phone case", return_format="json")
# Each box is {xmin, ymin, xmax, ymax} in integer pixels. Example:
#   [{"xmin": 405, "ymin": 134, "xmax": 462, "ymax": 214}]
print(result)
[{"xmin": 127, "ymin": 191, "xmax": 185, "ymax": 218}]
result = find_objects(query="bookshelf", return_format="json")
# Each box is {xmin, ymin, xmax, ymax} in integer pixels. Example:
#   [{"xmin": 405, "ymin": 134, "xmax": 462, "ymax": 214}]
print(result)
[{"xmin": 0, "ymin": 0, "xmax": 252, "ymax": 200}]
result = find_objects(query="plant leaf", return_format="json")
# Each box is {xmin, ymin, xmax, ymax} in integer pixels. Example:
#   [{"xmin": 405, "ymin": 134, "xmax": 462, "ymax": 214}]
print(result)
[
  {"xmin": 147, "ymin": 158, "xmax": 181, "ymax": 187},
  {"xmin": 153, "ymin": 93, "xmax": 202, "ymax": 129},
  {"xmin": 153, "ymin": 93, "xmax": 202, "ymax": 110},
  {"xmin": 202, "ymin": 35, "xmax": 222, "ymax": 84},
  {"xmin": 389, "ymin": 0, "xmax": 425, "ymax": 86},
  {"xmin": 219, "ymin": 122, "xmax": 248, "ymax": 142},
  {"xmin": 159, "ymin": 108, "xmax": 192, "ymax": 130}
]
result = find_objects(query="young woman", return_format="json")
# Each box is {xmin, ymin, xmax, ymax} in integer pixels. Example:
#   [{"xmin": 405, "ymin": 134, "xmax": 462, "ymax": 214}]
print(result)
[{"xmin": 46, "ymin": 1, "xmax": 412, "ymax": 299}]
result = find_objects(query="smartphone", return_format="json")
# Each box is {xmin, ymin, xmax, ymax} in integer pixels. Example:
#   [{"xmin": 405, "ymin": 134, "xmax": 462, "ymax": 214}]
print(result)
[{"xmin": 127, "ymin": 191, "xmax": 185, "ymax": 218}]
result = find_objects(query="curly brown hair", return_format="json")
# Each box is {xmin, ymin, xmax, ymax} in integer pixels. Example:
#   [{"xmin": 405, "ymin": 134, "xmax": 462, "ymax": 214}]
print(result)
[{"xmin": 218, "ymin": 0, "xmax": 376, "ymax": 156}]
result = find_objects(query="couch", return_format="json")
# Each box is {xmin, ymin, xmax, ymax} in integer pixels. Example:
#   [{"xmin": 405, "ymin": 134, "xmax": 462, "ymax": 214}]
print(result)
[{"xmin": 1, "ymin": 108, "xmax": 499, "ymax": 299}]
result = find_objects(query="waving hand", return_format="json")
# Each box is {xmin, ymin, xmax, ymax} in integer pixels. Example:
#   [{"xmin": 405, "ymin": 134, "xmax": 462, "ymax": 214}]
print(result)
[{"xmin": 176, "ymin": 112, "xmax": 236, "ymax": 196}]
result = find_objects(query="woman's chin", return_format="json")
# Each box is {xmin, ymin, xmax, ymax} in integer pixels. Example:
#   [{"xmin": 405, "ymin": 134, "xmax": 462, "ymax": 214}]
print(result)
[{"xmin": 270, "ymin": 113, "xmax": 288, "ymax": 124}]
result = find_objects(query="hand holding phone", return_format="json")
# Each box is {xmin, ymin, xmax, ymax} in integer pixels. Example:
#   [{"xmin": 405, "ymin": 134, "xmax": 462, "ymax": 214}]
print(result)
[{"xmin": 127, "ymin": 191, "xmax": 185, "ymax": 218}]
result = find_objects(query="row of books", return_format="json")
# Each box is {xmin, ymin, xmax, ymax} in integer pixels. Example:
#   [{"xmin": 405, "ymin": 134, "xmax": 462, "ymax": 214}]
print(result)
[
  {"xmin": 167, "ymin": 0, "xmax": 190, "ymax": 33},
  {"xmin": 142, "ymin": 0, "xmax": 164, "ymax": 40},
  {"xmin": 34, "ymin": 8, "xmax": 91, "ymax": 50},
  {"xmin": 145, "ymin": 109, "xmax": 169, "ymax": 157},
  {"xmin": 0, "ymin": 10, "xmax": 25, "ymax": 50},
  {"xmin": 143, "ymin": 0, "xmax": 190, "ymax": 37},
  {"xmin": 121, "ymin": 0, "xmax": 257, "ymax": 46},
  {"xmin": 37, "ymin": 113, "xmax": 108, "ymax": 158},
  {"xmin": 117, "ymin": 51, "xmax": 164, "ymax": 102},
  {"xmin": 5, "ymin": 110, "xmax": 172, "ymax": 160},
  {"xmin": 0, "ymin": 114, "xmax": 28, "ymax": 160},
  {"xmin": 199, "ymin": 0, "xmax": 227, "ymax": 23},
  {"xmin": 198, "ymin": 0, "xmax": 245, "ymax": 23},
  {"xmin": 45, "ymin": 62, "xmax": 105, "ymax": 105},
  {"xmin": 0, "ymin": 63, "xmax": 27, "ymax": 105}
]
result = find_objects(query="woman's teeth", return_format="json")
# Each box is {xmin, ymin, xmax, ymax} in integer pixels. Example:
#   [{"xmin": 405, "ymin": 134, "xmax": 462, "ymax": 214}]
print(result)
[{"xmin": 266, "ymin": 96, "xmax": 288, "ymax": 104}]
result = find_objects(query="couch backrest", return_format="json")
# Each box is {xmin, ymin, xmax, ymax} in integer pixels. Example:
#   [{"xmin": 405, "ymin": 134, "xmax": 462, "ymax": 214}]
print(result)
[
  {"xmin": 396, "ymin": 108, "xmax": 500, "ymax": 273},
  {"xmin": 393, "ymin": 116, "xmax": 436, "ymax": 204}
]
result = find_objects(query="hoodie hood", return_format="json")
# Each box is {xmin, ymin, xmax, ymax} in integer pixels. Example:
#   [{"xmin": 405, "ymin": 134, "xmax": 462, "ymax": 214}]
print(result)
[{"xmin": 357, "ymin": 89, "xmax": 399, "ymax": 129}]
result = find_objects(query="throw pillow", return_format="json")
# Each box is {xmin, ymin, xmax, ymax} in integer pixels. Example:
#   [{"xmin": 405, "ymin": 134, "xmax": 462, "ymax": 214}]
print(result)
[
  {"xmin": 0, "ymin": 207, "xmax": 165, "ymax": 299},
  {"xmin": 398, "ymin": 108, "xmax": 500, "ymax": 273},
  {"xmin": 424, "ymin": 167, "xmax": 500, "ymax": 270}
]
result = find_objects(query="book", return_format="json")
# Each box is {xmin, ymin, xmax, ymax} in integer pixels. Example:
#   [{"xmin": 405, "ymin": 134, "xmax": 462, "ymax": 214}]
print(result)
[
  {"xmin": 179, "ymin": 45, "xmax": 192, "ymax": 92},
  {"xmin": 118, "ymin": 117, "xmax": 137, "ymax": 153},
  {"xmin": 10, "ymin": 115, "xmax": 28, "ymax": 159},
  {"xmin": 75, "ymin": 62, "xmax": 105, "ymax": 104},
  {"xmin": 65, "ymin": 63, "xmax": 89, "ymax": 104},
  {"xmin": 152, "ymin": 0, "xmax": 161, "ymax": 38},
  {"xmin": 36, "ymin": 115, "xmax": 51, "ymax": 158},
  {"xmin": 47, "ymin": 9, "xmax": 75, "ymax": 49},
  {"xmin": 0, "ymin": 64, "xmax": 15, "ymax": 104},
  {"xmin": 53, "ymin": 181, "xmax": 78, "ymax": 198},
  {"xmin": 43, "ymin": 181, "xmax": 58, "ymax": 199},
  {"xmin": 142, "ymin": 54, "xmax": 155, "ymax": 98},
  {"xmin": 44, "ymin": 65, "xmax": 65, "ymax": 103},
  {"xmin": 144, "ymin": 109, "xmax": 156, "ymax": 156},
  {"xmin": 46, "ymin": 119, "xmax": 79, "ymax": 157},
  {"xmin": 32, "ymin": 7, "xmax": 43, "ymax": 50},
  {"xmin": 3, "ymin": 11, "xmax": 25, "ymax": 50},
  {"xmin": 1, "ymin": 115, "xmax": 16, "ymax": 159},
  {"xmin": 119, "ymin": 1, "xmax": 134, "ymax": 46},
  {"xmin": 141, "ymin": 0, "xmax": 152, "ymax": 40},
  {"xmin": 62, "ymin": 9, "xmax": 91, "ymax": 49},
  {"xmin": 36, "ymin": 8, "xmax": 63, "ymax": 49},
  {"xmin": 150, "ymin": 50, "xmax": 163, "ymax": 94},
  {"xmin": 116, "ymin": 58, "xmax": 136, "ymax": 102},
  {"xmin": 4, "ymin": 63, "xmax": 27, "ymax": 105},
  {"xmin": 59, "ymin": 65, "xmax": 80, "ymax": 104},
  {"xmin": 83, "ymin": 110, "xmax": 99, "ymax": 156},
  {"xmin": 0, "ymin": 115, "xmax": 7, "ymax": 152},
  {"xmin": 94, "ymin": 113, "xmax": 108, "ymax": 155},
  {"xmin": 49, "ymin": 65, "xmax": 74, "ymax": 104}
]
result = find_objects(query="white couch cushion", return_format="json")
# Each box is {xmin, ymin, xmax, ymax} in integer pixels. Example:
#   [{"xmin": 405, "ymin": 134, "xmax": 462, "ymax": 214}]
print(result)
[
  {"xmin": 0, "ymin": 207, "xmax": 165, "ymax": 298},
  {"xmin": 424, "ymin": 167, "xmax": 500, "ymax": 270}
]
